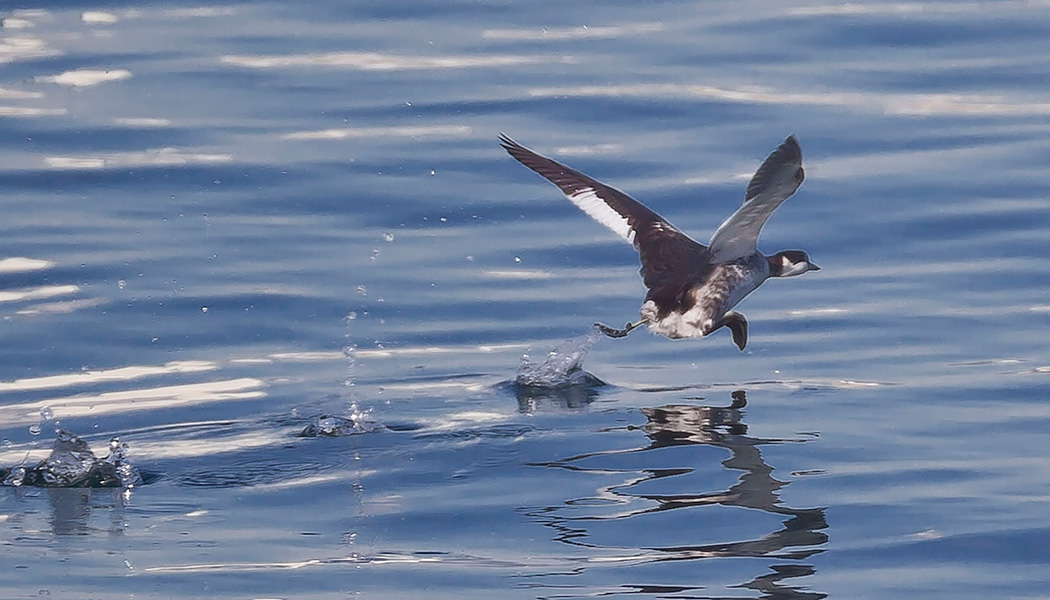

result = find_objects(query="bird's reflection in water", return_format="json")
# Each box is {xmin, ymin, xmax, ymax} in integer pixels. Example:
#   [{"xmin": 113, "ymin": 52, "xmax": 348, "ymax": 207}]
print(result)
[
  {"xmin": 529, "ymin": 390, "xmax": 827, "ymax": 600},
  {"xmin": 640, "ymin": 392, "xmax": 827, "ymax": 560}
]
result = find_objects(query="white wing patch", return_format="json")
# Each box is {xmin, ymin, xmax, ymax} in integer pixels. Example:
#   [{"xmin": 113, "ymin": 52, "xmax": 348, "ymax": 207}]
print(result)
[{"xmin": 567, "ymin": 187, "xmax": 635, "ymax": 244}]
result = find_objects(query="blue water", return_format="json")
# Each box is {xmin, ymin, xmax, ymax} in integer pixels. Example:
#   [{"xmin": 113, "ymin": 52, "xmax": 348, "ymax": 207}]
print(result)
[{"xmin": 2, "ymin": 2, "xmax": 1050, "ymax": 598}]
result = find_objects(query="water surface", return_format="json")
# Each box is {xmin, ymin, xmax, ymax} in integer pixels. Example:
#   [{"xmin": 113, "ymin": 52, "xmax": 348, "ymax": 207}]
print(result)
[{"xmin": 2, "ymin": 2, "xmax": 1050, "ymax": 599}]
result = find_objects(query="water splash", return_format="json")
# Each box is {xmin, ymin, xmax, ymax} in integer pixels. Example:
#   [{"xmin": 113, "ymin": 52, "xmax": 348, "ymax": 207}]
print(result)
[
  {"xmin": 103, "ymin": 437, "xmax": 144, "ymax": 488},
  {"xmin": 300, "ymin": 408, "xmax": 382, "ymax": 437},
  {"xmin": 38, "ymin": 429, "xmax": 96, "ymax": 486},
  {"xmin": 300, "ymin": 311, "xmax": 383, "ymax": 436},
  {"xmin": 0, "ymin": 430, "xmax": 143, "ymax": 488},
  {"xmin": 515, "ymin": 327, "xmax": 603, "ymax": 388},
  {"xmin": 2, "ymin": 465, "xmax": 26, "ymax": 487}
]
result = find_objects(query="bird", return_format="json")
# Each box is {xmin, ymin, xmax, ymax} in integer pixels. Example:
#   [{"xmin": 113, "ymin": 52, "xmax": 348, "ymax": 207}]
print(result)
[{"xmin": 499, "ymin": 133, "xmax": 819, "ymax": 351}]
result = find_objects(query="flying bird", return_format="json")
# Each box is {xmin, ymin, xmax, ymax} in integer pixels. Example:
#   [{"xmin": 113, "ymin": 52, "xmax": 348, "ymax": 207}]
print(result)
[{"xmin": 500, "ymin": 134, "xmax": 819, "ymax": 351}]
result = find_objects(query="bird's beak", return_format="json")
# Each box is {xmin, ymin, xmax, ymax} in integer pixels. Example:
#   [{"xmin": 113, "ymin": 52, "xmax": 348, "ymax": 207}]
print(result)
[{"xmin": 809, "ymin": 262, "xmax": 821, "ymax": 271}]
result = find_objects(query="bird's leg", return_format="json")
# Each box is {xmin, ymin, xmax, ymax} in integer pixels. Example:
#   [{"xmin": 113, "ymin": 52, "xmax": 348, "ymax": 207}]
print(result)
[
  {"xmin": 713, "ymin": 311, "xmax": 748, "ymax": 351},
  {"xmin": 729, "ymin": 390, "xmax": 747, "ymax": 409},
  {"xmin": 595, "ymin": 319, "xmax": 646, "ymax": 339}
]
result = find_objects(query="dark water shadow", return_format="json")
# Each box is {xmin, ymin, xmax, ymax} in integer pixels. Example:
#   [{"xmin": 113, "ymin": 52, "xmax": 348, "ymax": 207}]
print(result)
[{"xmin": 524, "ymin": 390, "xmax": 828, "ymax": 599}]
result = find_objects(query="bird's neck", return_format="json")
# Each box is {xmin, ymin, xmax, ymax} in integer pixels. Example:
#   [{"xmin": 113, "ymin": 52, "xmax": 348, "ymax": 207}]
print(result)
[{"xmin": 767, "ymin": 254, "xmax": 789, "ymax": 277}]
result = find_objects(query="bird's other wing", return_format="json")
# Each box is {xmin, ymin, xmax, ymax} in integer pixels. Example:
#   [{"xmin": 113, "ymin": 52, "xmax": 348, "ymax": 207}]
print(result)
[
  {"xmin": 500, "ymin": 134, "xmax": 707, "ymax": 289},
  {"xmin": 707, "ymin": 135, "xmax": 805, "ymax": 263}
]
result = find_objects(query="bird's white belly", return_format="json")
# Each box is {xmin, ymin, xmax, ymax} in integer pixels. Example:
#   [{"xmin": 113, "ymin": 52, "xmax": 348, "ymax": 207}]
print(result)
[
  {"xmin": 640, "ymin": 259, "xmax": 768, "ymax": 339},
  {"xmin": 641, "ymin": 300, "xmax": 707, "ymax": 339}
]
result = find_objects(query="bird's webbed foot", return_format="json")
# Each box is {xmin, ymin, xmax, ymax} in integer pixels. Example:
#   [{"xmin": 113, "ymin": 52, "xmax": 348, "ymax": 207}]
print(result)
[
  {"xmin": 595, "ymin": 319, "xmax": 646, "ymax": 339},
  {"xmin": 713, "ymin": 311, "xmax": 749, "ymax": 351}
]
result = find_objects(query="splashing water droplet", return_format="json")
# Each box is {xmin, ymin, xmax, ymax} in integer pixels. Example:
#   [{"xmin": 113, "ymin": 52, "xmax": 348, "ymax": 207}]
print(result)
[
  {"xmin": 346, "ymin": 311, "xmax": 357, "ymax": 321},
  {"xmin": 356, "ymin": 285, "xmax": 367, "ymax": 296},
  {"xmin": 382, "ymin": 232, "xmax": 395, "ymax": 242},
  {"xmin": 3, "ymin": 466, "xmax": 26, "ymax": 487},
  {"xmin": 515, "ymin": 328, "xmax": 602, "ymax": 387},
  {"xmin": 300, "ymin": 404, "xmax": 382, "ymax": 437},
  {"xmin": 40, "ymin": 406, "xmax": 54, "ymax": 421},
  {"xmin": 39, "ymin": 430, "xmax": 99, "ymax": 486},
  {"xmin": 104, "ymin": 436, "xmax": 143, "ymax": 489},
  {"xmin": 29, "ymin": 424, "xmax": 41, "ymax": 436},
  {"xmin": 118, "ymin": 280, "xmax": 126, "ymax": 290}
]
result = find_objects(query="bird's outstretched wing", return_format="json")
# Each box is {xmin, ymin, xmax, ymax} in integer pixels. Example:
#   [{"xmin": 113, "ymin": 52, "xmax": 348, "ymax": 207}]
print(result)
[
  {"xmin": 707, "ymin": 135, "xmax": 805, "ymax": 263},
  {"xmin": 500, "ymin": 134, "xmax": 707, "ymax": 289}
]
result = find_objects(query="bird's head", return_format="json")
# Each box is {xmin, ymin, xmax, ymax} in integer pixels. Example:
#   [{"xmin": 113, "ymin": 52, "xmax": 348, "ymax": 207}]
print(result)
[{"xmin": 770, "ymin": 250, "xmax": 820, "ymax": 277}]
